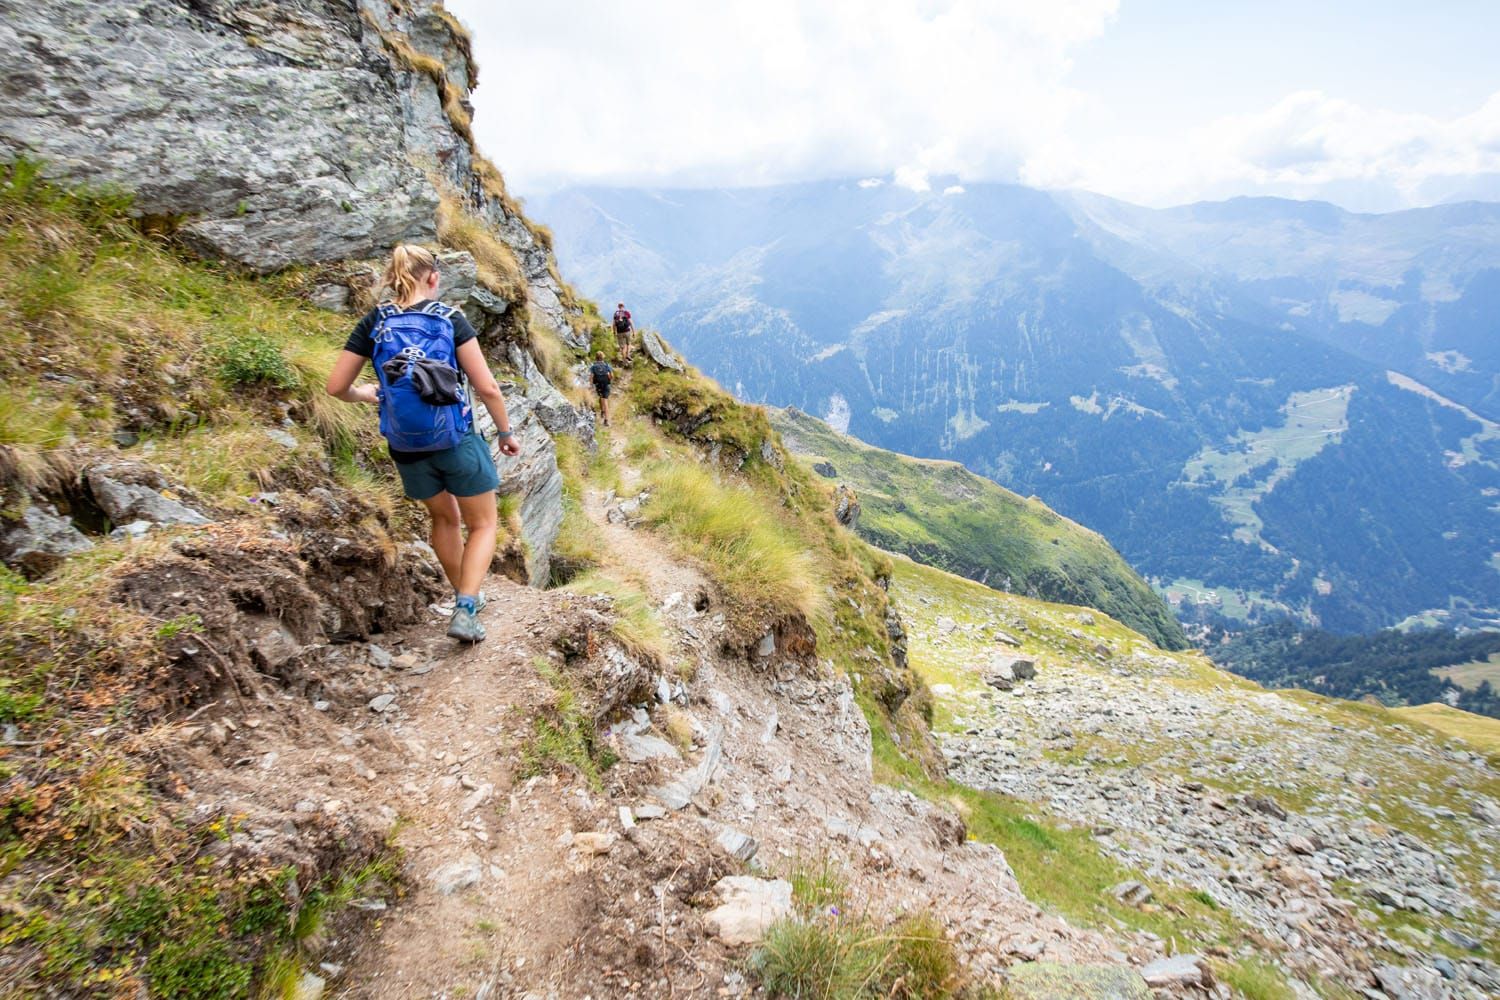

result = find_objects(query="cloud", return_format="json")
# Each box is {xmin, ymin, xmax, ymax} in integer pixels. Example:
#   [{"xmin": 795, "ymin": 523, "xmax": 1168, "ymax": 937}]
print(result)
[
  {"xmin": 1022, "ymin": 89, "xmax": 1500, "ymax": 211},
  {"xmin": 448, "ymin": 0, "xmax": 1117, "ymax": 193},
  {"xmin": 448, "ymin": 1, "xmax": 1500, "ymax": 210}
]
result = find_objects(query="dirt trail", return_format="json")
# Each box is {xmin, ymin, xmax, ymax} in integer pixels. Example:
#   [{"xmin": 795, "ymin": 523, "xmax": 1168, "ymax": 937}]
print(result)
[{"xmin": 302, "ymin": 438, "xmax": 1139, "ymax": 998}]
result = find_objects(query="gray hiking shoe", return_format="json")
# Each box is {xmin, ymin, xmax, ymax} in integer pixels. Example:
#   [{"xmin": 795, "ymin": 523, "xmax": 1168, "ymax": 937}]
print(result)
[
  {"xmin": 447, "ymin": 606, "xmax": 486, "ymax": 643},
  {"xmin": 475, "ymin": 591, "xmax": 487, "ymax": 614}
]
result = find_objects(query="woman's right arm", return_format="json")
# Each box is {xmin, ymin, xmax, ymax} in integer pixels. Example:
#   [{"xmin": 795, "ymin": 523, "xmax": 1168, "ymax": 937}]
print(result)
[{"xmin": 326, "ymin": 350, "xmax": 378, "ymax": 403}]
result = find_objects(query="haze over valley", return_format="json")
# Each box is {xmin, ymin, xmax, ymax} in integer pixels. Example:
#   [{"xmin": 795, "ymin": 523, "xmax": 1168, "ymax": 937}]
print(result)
[{"xmin": 536, "ymin": 180, "xmax": 1500, "ymax": 634}]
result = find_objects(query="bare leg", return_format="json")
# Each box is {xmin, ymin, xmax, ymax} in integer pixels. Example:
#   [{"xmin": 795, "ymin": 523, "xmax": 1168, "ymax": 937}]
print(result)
[
  {"xmin": 420, "ymin": 491, "xmax": 463, "ymax": 590},
  {"xmin": 599, "ymin": 394, "xmax": 610, "ymax": 425},
  {"xmin": 455, "ymin": 491, "xmax": 499, "ymax": 596}
]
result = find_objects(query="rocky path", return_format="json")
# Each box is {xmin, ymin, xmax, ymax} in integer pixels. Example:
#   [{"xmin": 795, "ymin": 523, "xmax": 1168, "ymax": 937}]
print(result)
[{"xmin": 320, "ymin": 440, "xmax": 1147, "ymax": 998}]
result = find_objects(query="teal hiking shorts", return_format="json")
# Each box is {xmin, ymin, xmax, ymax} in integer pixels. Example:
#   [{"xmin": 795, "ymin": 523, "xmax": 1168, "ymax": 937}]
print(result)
[{"xmin": 392, "ymin": 431, "xmax": 500, "ymax": 501}]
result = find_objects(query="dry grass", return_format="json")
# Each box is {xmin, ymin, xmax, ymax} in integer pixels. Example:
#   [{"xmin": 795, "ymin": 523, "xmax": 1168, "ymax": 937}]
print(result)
[
  {"xmin": 436, "ymin": 191, "xmax": 527, "ymax": 304},
  {"xmin": 640, "ymin": 462, "xmax": 825, "ymax": 627},
  {"xmin": 433, "ymin": 8, "xmax": 478, "ymax": 88},
  {"xmin": 560, "ymin": 571, "xmax": 669, "ymax": 664}
]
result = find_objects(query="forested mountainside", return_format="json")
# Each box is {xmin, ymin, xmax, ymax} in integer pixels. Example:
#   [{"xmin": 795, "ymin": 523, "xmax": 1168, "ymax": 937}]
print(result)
[
  {"xmin": 536, "ymin": 181, "xmax": 1500, "ymax": 633},
  {"xmin": 771, "ymin": 406, "xmax": 1187, "ymax": 651},
  {"xmin": 1210, "ymin": 621, "xmax": 1500, "ymax": 720}
]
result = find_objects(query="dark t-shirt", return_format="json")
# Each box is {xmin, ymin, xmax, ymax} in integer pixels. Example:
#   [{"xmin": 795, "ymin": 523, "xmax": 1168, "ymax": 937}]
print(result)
[
  {"xmin": 345, "ymin": 301, "xmax": 480, "ymax": 464},
  {"xmin": 343, "ymin": 300, "xmax": 478, "ymax": 357},
  {"xmin": 589, "ymin": 361, "xmax": 613, "ymax": 387}
]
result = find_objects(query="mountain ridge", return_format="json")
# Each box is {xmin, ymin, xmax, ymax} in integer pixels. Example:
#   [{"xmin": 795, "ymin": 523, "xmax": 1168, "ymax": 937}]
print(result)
[
  {"xmin": 771, "ymin": 405, "xmax": 1189, "ymax": 651},
  {"xmin": 535, "ymin": 178, "xmax": 1500, "ymax": 632}
]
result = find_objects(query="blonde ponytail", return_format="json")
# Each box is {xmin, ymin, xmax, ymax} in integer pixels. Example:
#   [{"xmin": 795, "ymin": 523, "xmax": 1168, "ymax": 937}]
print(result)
[{"xmin": 382, "ymin": 244, "xmax": 438, "ymax": 306}]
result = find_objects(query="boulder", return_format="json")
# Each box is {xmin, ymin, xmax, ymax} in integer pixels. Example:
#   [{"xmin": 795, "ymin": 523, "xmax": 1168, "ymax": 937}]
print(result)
[
  {"xmin": 986, "ymin": 653, "xmax": 1036, "ymax": 689},
  {"xmin": 1109, "ymin": 880, "xmax": 1153, "ymax": 907},
  {"xmin": 639, "ymin": 328, "xmax": 683, "ymax": 371},
  {"xmin": 0, "ymin": 502, "xmax": 92, "ymax": 577},
  {"xmin": 1140, "ymin": 954, "xmax": 1208, "ymax": 988},
  {"xmin": 85, "ymin": 462, "xmax": 210, "ymax": 528},
  {"xmin": 0, "ymin": 0, "xmax": 445, "ymax": 271},
  {"xmin": 1004, "ymin": 963, "xmax": 1151, "ymax": 1000},
  {"xmin": 812, "ymin": 461, "xmax": 838, "ymax": 478},
  {"xmin": 1372, "ymin": 965, "xmax": 1448, "ymax": 1000},
  {"xmin": 704, "ymin": 876, "xmax": 792, "ymax": 946},
  {"xmin": 1245, "ymin": 795, "xmax": 1288, "ymax": 821},
  {"xmin": 833, "ymin": 484, "xmax": 860, "ymax": 527}
]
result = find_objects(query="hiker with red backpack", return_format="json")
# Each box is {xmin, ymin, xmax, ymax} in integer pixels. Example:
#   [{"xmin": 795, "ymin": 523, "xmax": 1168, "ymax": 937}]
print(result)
[
  {"xmin": 326, "ymin": 244, "xmax": 521, "ymax": 643},
  {"xmin": 613, "ymin": 303, "xmax": 634, "ymax": 364}
]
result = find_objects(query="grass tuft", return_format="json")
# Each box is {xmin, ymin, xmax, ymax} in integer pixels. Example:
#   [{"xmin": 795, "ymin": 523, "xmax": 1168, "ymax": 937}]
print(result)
[
  {"xmin": 751, "ymin": 911, "xmax": 963, "ymax": 999},
  {"xmin": 520, "ymin": 657, "xmax": 617, "ymax": 788},
  {"xmin": 640, "ymin": 462, "xmax": 824, "ymax": 629},
  {"xmin": 436, "ymin": 191, "xmax": 527, "ymax": 304},
  {"xmin": 561, "ymin": 571, "xmax": 668, "ymax": 664}
]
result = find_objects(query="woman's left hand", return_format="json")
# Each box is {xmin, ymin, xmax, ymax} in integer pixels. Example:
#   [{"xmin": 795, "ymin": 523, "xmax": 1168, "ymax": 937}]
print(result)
[{"xmin": 355, "ymin": 384, "xmax": 380, "ymax": 404}]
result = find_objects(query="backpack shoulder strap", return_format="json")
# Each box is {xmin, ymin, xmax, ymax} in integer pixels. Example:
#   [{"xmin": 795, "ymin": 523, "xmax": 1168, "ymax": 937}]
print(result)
[{"xmin": 422, "ymin": 301, "xmax": 460, "ymax": 320}]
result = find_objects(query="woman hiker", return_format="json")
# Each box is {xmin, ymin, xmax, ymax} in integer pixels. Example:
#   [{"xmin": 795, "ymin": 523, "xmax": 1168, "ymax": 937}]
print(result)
[{"xmin": 326, "ymin": 244, "xmax": 522, "ymax": 643}]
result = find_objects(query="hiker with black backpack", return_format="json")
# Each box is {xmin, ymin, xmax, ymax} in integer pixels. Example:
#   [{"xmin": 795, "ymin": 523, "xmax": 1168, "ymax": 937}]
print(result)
[
  {"xmin": 612, "ymin": 302, "xmax": 634, "ymax": 364},
  {"xmin": 326, "ymin": 244, "xmax": 522, "ymax": 644},
  {"xmin": 588, "ymin": 351, "xmax": 614, "ymax": 427}
]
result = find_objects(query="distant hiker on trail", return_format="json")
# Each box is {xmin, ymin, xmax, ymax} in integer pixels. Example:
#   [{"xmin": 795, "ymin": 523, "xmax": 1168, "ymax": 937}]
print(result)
[
  {"xmin": 326, "ymin": 244, "xmax": 522, "ymax": 644},
  {"xmin": 589, "ymin": 352, "xmax": 614, "ymax": 426},
  {"xmin": 612, "ymin": 302, "xmax": 634, "ymax": 363}
]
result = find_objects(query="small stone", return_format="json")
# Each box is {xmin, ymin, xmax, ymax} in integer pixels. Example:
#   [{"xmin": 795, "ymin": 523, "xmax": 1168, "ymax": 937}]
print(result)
[
  {"xmin": 716, "ymin": 827, "xmax": 758, "ymax": 862},
  {"xmin": 573, "ymin": 831, "xmax": 617, "ymax": 854},
  {"xmin": 634, "ymin": 804, "xmax": 667, "ymax": 821},
  {"xmin": 619, "ymin": 806, "xmax": 636, "ymax": 829},
  {"xmin": 264, "ymin": 428, "xmax": 298, "ymax": 449},
  {"xmin": 317, "ymin": 962, "xmax": 344, "ymax": 978},
  {"xmin": 290, "ymin": 972, "xmax": 325, "ymax": 1000},
  {"xmin": 754, "ymin": 632, "xmax": 776, "ymax": 658},
  {"xmin": 431, "ymin": 853, "xmax": 484, "ymax": 895},
  {"xmin": 1245, "ymin": 795, "xmax": 1288, "ymax": 821},
  {"xmin": 312, "ymin": 700, "xmax": 330, "ymax": 712},
  {"xmin": 367, "ymin": 693, "xmax": 396, "ymax": 713},
  {"xmin": 1286, "ymin": 835, "xmax": 1316, "ymax": 855},
  {"xmin": 367, "ymin": 644, "xmax": 394, "ymax": 669},
  {"xmin": 461, "ymin": 783, "xmax": 493, "ymax": 813},
  {"xmin": 1110, "ymin": 880, "xmax": 1154, "ymax": 907}
]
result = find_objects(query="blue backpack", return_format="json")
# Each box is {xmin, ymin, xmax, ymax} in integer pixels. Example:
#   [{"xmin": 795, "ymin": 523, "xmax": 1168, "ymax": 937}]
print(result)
[{"xmin": 370, "ymin": 302, "xmax": 471, "ymax": 452}]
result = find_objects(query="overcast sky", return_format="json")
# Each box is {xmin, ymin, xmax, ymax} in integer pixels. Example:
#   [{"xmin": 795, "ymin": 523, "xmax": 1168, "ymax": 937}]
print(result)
[{"xmin": 446, "ymin": 0, "xmax": 1500, "ymax": 212}]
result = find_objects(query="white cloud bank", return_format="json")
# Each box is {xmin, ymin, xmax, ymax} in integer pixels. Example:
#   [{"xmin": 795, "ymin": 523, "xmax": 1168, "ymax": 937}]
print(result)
[
  {"xmin": 1024, "ymin": 90, "xmax": 1500, "ymax": 211},
  {"xmin": 449, "ymin": 0, "xmax": 1500, "ymax": 210}
]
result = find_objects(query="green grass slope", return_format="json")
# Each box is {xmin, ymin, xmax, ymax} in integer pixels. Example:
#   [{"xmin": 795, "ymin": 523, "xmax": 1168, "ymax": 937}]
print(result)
[{"xmin": 772, "ymin": 406, "xmax": 1188, "ymax": 651}]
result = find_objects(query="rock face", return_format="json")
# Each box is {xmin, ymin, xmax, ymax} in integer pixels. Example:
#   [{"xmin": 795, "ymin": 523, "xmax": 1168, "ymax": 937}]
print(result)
[
  {"xmin": 1, "ymin": 0, "xmax": 435, "ymax": 270},
  {"xmin": 478, "ymin": 380, "xmax": 563, "ymax": 588},
  {"xmin": 0, "ymin": 0, "xmax": 571, "ymax": 332}
]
